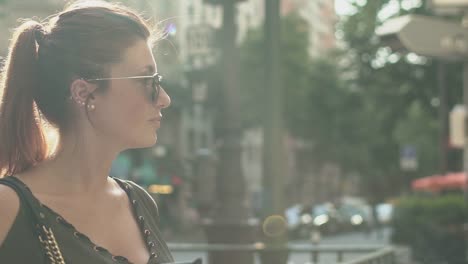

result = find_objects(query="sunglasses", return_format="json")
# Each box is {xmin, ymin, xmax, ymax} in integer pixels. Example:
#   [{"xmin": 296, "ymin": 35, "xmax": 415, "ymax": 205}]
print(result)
[{"xmin": 86, "ymin": 73, "xmax": 163, "ymax": 103}]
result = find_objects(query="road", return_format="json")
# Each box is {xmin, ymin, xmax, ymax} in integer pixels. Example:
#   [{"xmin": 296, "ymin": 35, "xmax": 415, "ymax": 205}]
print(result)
[{"xmin": 170, "ymin": 227, "xmax": 393, "ymax": 264}]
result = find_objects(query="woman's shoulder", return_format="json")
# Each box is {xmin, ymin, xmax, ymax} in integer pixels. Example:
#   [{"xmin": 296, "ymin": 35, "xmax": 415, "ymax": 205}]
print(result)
[
  {"xmin": 0, "ymin": 181, "xmax": 21, "ymax": 246},
  {"xmin": 0, "ymin": 177, "xmax": 51, "ymax": 262},
  {"xmin": 114, "ymin": 178, "xmax": 174, "ymax": 263},
  {"xmin": 115, "ymin": 178, "xmax": 159, "ymax": 217}
]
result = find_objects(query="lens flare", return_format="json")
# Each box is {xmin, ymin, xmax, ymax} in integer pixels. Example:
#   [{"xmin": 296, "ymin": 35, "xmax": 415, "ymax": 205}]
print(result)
[
  {"xmin": 166, "ymin": 23, "xmax": 177, "ymax": 36},
  {"xmin": 262, "ymin": 215, "xmax": 287, "ymax": 237}
]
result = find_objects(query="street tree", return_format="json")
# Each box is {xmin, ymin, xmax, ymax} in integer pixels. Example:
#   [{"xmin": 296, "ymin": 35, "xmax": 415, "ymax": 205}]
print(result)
[{"xmin": 239, "ymin": 0, "xmax": 464, "ymax": 204}]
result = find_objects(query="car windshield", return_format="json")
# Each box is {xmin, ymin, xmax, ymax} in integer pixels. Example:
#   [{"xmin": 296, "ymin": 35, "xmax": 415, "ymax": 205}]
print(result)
[{"xmin": 313, "ymin": 204, "xmax": 334, "ymax": 215}]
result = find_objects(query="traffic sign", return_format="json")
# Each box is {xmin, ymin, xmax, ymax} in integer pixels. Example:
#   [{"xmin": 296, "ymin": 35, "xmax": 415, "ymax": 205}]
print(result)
[
  {"xmin": 376, "ymin": 15, "xmax": 468, "ymax": 61},
  {"xmin": 400, "ymin": 145, "xmax": 418, "ymax": 171}
]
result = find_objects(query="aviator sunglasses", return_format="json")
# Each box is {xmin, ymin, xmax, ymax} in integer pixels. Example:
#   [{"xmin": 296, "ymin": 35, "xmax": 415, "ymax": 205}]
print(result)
[{"xmin": 86, "ymin": 73, "xmax": 163, "ymax": 103}]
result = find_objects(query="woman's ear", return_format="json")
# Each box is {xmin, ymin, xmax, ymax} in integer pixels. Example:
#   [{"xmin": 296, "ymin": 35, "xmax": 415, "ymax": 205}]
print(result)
[{"xmin": 69, "ymin": 79, "xmax": 98, "ymax": 107}]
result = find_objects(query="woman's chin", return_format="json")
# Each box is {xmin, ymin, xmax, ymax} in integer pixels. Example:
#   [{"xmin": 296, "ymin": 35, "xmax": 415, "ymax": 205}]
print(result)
[
  {"xmin": 131, "ymin": 134, "xmax": 157, "ymax": 149},
  {"xmin": 144, "ymin": 134, "xmax": 158, "ymax": 147}
]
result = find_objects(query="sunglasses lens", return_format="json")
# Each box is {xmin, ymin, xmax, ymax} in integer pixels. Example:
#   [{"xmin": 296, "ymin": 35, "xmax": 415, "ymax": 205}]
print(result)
[
  {"xmin": 151, "ymin": 75, "xmax": 161, "ymax": 102},
  {"xmin": 151, "ymin": 87, "xmax": 156, "ymax": 102}
]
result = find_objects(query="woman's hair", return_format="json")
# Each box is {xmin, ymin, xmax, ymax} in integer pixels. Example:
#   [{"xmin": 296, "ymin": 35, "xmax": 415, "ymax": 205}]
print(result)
[{"xmin": 0, "ymin": 0, "xmax": 154, "ymax": 177}]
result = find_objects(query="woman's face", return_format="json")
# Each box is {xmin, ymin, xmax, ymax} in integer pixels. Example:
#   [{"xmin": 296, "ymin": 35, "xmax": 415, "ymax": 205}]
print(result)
[{"xmin": 90, "ymin": 39, "xmax": 171, "ymax": 149}]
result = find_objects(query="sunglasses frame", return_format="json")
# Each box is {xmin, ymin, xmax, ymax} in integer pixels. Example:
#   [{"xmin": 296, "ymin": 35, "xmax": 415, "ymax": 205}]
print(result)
[{"xmin": 86, "ymin": 73, "xmax": 163, "ymax": 102}]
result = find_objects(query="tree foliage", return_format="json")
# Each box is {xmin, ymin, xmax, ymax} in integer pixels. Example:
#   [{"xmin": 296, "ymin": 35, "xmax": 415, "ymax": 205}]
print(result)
[
  {"xmin": 337, "ymin": 0, "xmax": 463, "ymax": 200},
  {"xmin": 239, "ymin": 0, "xmax": 464, "ymax": 202}
]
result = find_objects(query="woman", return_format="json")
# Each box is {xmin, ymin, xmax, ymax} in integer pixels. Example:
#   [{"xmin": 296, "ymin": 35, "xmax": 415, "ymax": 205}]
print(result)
[{"xmin": 0, "ymin": 1, "xmax": 174, "ymax": 263}]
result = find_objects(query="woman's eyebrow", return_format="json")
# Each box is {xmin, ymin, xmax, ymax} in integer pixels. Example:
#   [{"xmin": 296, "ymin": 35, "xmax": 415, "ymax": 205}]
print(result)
[
  {"xmin": 138, "ymin": 65, "xmax": 155, "ymax": 75},
  {"xmin": 127, "ymin": 65, "xmax": 156, "ymax": 77}
]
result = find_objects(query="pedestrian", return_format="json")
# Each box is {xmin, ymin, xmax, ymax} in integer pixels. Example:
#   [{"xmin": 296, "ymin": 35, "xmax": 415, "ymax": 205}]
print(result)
[{"xmin": 0, "ymin": 1, "xmax": 174, "ymax": 263}]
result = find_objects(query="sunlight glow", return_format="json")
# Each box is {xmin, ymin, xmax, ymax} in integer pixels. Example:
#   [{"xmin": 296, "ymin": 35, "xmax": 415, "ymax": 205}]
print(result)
[
  {"xmin": 335, "ymin": 0, "xmax": 359, "ymax": 16},
  {"xmin": 378, "ymin": 0, "xmax": 400, "ymax": 21},
  {"xmin": 148, "ymin": 184, "xmax": 174, "ymax": 194},
  {"xmin": 43, "ymin": 123, "xmax": 59, "ymax": 156},
  {"xmin": 401, "ymin": 0, "xmax": 423, "ymax": 10},
  {"xmin": 406, "ymin": 53, "xmax": 428, "ymax": 65}
]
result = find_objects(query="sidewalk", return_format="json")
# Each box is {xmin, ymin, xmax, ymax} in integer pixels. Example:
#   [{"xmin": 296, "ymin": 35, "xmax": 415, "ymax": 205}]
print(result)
[{"xmin": 393, "ymin": 245, "xmax": 418, "ymax": 264}]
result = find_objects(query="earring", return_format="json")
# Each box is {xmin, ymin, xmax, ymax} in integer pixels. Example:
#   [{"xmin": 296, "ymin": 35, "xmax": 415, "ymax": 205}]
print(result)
[
  {"xmin": 73, "ymin": 97, "xmax": 85, "ymax": 106},
  {"xmin": 87, "ymin": 104, "xmax": 95, "ymax": 111}
]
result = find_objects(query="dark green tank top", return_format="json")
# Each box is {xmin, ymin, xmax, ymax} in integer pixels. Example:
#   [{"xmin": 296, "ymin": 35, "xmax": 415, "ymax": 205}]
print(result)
[{"xmin": 0, "ymin": 176, "xmax": 174, "ymax": 264}]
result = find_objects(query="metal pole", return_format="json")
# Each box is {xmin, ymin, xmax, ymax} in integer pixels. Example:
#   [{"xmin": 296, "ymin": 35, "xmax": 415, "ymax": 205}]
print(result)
[
  {"xmin": 259, "ymin": 2, "xmax": 289, "ymax": 263},
  {"xmin": 438, "ymin": 61, "xmax": 448, "ymax": 175},
  {"xmin": 215, "ymin": 0, "xmax": 247, "ymax": 222},
  {"xmin": 261, "ymin": 5, "xmax": 289, "ymax": 263},
  {"xmin": 263, "ymin": 0, "xmax": 285, "ymax": 219},
  {"xmin": 202, "ymin": 1, "xmax": 254, "ymax": 264},
  {"xmin": 455, "ymin": 13, "xmax": 468, "ymax": 261},
  {"xmin": 463, "ymin": 61, "xmax": 468, "ymax": 201},
  {"xmin": 463, "ymin": 11, "xmax": 468, "ymax": 203}
]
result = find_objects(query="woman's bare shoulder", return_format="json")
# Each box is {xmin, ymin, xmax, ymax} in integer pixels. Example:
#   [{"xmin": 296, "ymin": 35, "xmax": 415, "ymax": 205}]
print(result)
[{"xmin": 0, "ymin": 183, "xmax": 20, "ymax": 246}]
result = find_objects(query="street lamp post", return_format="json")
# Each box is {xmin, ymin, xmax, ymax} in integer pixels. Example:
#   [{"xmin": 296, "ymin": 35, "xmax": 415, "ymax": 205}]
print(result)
[
  {"xmin": 438, "ymin": 61, "xmax": 449, "ymax": 175},
  {"xmin": 260, "ymin": 1, "xmax": 289, "ymax": 263},
  {"xmin": 263, "ymin": 0, "xmax": 285, "ymax": 221},
  {"xmin": 463, "ymin": 56, "xmax": 468, "ymax": 200},
  {"xmin": 200, "ymin": 1, "xmax": 255, "ymax": 264}
]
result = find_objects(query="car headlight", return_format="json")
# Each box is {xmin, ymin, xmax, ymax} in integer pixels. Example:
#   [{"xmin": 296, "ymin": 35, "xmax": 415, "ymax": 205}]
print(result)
[
  {"xmin": 350, "ymin": 214, "xmax": 363, "ymax": 225},
  {"xmin": 313, "ymin": 214, "xmax": 329, "ymax": 226}
]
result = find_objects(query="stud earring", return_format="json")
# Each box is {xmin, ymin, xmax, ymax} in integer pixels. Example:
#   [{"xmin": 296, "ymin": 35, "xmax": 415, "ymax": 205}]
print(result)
[
  {"xmin": 73, "ymin": 98, "xmax": 84, "ymax": 106},
  {"xmin": 87, "ymin": 104, "xmax": 95, "ymax": 110}
]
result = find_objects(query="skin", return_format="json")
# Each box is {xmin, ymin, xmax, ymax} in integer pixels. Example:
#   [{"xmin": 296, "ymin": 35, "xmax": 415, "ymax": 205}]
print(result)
[{"xmin": 0, "ymin": 39, "xmax": 171, "ymax": 264}]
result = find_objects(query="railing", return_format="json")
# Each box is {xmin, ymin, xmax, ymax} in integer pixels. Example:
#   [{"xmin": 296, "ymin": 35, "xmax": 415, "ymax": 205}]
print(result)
[
  {"xmin": 174, "ymin": 260, "xmax": 202, "ymax": 264},
  {"xmin": 168, "ymin": 243, "xmax": 396, "ymax": 264},
  {"xmin": 341, "ymin": 247, "xmax": 395, "ymax": 264}
]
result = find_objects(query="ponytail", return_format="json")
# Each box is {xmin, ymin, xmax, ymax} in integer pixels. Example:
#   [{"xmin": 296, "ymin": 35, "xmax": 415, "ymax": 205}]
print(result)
[{"xmin": 0, "ymin": 21, "xmax": 48, "ymax": 177}]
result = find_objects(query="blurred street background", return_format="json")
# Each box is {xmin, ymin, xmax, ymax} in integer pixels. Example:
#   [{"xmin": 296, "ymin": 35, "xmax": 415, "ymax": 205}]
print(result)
[{"xmin": 3, "ymin": 0, "xmax": 468, "ymax": 263}]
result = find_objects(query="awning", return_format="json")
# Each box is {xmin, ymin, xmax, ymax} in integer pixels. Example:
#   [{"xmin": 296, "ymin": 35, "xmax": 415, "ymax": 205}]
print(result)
[{"xmin": 411, "ymin": 172, "xmax": 467, "ymax": 192}]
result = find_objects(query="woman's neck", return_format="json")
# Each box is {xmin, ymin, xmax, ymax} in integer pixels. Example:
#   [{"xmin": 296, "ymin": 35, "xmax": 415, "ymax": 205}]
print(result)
[{"xmin": 19, "ymin": 131, "xmax": 121, "ymax": 196}]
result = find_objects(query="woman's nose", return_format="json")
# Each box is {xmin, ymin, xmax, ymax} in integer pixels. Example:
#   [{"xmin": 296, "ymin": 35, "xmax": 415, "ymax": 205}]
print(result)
[{"xmin": 157, "ymin": 87, "xmax": 171, "ymax": 109}]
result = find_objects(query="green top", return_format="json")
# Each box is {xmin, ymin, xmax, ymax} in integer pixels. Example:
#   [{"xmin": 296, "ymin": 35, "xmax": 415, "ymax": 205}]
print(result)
[{"xmin": 0, "ymin": 176, "xmax": 174, "ymax": 264}]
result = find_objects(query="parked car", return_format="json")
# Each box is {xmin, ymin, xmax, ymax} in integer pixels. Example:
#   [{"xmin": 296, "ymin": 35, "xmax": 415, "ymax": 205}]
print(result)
[
  {"xmin": 338, "ymin": 203, "xmax": 371, "ymax": 232},
  {"xmin": 312, "ymin": 203, "xmax": 344, "ymax": 235},
  {"xmin": 285, "ymin": 204, "xmax": 314, "ymax": 239}
]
